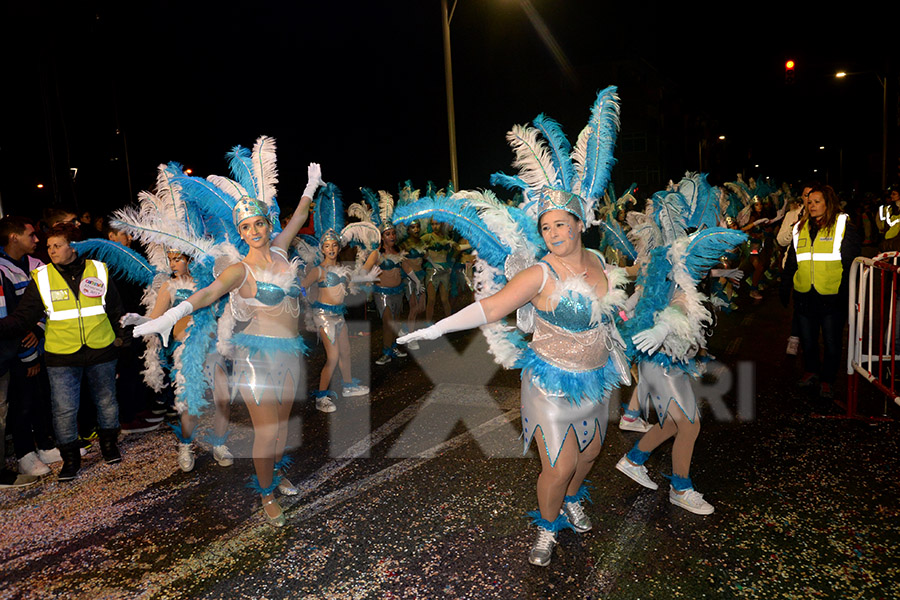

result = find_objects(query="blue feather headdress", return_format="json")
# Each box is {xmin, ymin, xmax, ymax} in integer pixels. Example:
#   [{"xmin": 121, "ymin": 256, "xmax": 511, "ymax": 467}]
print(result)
[
  {"xmin": 314, "ymin": 183, "xmax": 346, "ymax": 246},
  {"xmin": 491, "ymin": 86, "xmax": 620, "ymax": 227}
]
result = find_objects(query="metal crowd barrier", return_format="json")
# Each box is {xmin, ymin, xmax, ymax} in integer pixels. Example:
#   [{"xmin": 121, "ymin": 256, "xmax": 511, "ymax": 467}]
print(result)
[{"xmin": 846, "ymin": 251, "xmax": 899, "ymax": 419}]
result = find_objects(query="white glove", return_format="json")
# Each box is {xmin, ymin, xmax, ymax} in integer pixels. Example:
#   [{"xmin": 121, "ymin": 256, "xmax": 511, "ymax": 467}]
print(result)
[
  {"xmin": 302, "ymin": 162, "xmax": 324, "ymax": 199},
  {"xmin": 710, "ymin": 268, "xmax": 744, "ymax": 286},
  {"xmin": 133, "ymin": 301, "xmax": 193, "ymax": 347},
  {"xmin": 351, "ymin": 266, "xmax": 382, "ymax": 283},
  {"xmin": 120, "ymin": 313, "xmax": 149, "ymax": 327},
  {"xmin": 631, "ymin": 322, "xmax": 670, "ymax": 355},
  {"xmin": 752, "ymin": 218, "xmax": 769, "ymax": 226},
  {"xmin": 407, "ymin": 270, "xmax": 424, "ymax": 295},
  {"xmin": 397, "ymin": 301, "xmax": 487, "ymax": 344}
]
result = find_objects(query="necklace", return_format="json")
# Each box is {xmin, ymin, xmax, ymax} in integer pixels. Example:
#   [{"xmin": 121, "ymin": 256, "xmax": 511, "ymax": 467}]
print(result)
[{"xmin": 556, "ymin": 250, "xmax": 587, "ymax": 278}]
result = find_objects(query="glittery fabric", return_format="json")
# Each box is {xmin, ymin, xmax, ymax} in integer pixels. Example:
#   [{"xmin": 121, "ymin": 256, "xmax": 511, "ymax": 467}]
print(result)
[
  {"xmin": 426, "ymin": 263, "xmax": 453, "ymax": 289},
  {"xmin": 529, "ymin": 315, "xmax": 609, "ymax": 373},
  {"xmin": 374, "ymin": 289, "xmax": 403, "ymax": 318},
  {"xmin": 520, "ymin": 375, "xmax": 608, "ymax": 467},
  {"xmin": 637, "ymin": 360, "xmax": 698, "ymax": 426},
  {"xmin": 231, "ymin": 335, "xmax": 305, "ymax": 405},
  {"xmin": 310, "ymin": 305, "xmax": 346, "ymax": 344}
]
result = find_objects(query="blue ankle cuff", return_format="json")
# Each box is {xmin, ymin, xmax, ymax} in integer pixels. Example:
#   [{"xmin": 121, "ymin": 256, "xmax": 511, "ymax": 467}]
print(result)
[
  {"xmin": 564, "ymin": 482, "xmax": 592, "ymax": 505},
  {"xmin": 313, "ymin": 390, "xmax": 337, "ymax": 400},
  {"xmin": 525, "ymin": 510, "xmax": 574, "ymax": 533},
  {"xmin": 171, "ymin": 422, "xmax": 197, "ymax": 444},
  {"xmin": 274, "ymin": 455, "xmax": 294, "ymax": 473},
  {"xmin": 626, "ymin": 441, "xmax": 651, "ymax": 465},
  {"xmin": 664, "ymin": 473, "xmax": 693, "ymax": 491},
  {"xmin": 621, "ymin": 403, "xmax": 641, "ymax": 419},
  {"xmin": 203, "ymin": 430, "xmax": 229, "ymax": 447},
  {"xmin": 247, "ymin": 474, "xmax": 283, "ymax": 496}
]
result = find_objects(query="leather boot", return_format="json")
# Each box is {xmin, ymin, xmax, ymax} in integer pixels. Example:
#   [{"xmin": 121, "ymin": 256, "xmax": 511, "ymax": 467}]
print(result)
[
  {"xmin": 98, "ymin": 428, "xmax": 122, "ymax": 464},
  {"xmin": 58, "ymin": 441, "xmax": 82, "ymax": 481}
]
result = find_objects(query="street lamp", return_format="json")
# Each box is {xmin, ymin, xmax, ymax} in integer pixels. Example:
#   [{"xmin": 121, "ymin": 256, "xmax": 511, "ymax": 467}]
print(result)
[
  {"xmin": 441, "ymin": 0, "xmax": 459, "ymax": 192},
  {"xmin": 835, "ymin": 70, "xmax": 888, "ymax": 189}
]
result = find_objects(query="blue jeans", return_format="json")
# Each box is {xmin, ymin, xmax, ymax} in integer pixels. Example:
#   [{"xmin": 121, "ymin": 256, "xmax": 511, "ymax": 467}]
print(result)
[{"xmin": 47, "ymin": 360, "xmax": 119, "ymax": 444}]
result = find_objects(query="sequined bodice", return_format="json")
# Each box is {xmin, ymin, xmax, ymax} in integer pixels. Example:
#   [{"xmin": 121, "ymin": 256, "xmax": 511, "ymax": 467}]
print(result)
[
  {"xmin": 406, "ymin": 247, "xmax": 426, "ymax": 260},
  {"xmin": 535, "ymin": 292, "xmax": 597, "ymax": 333},
  {"xmin": 255, "ymin": 281, "xmax": 302, "ymax": 306},
  {"xmin": 318, "ymin": 270, "xmax": 348, "ymax": 288},
  {"xmin": 379, "ymin": 258, "xmax": 400, "ymax": 270},
  {"xmin": 174, "ymin": 288, "xmax": 192, "ymax": 304}
]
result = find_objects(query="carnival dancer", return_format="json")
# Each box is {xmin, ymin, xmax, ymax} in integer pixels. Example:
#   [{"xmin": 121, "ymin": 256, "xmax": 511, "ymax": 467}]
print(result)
[
  {"xmin": 398, "ymin": 88, "xmax": 630, "ymax": 566},
  {"xmin": 134, "ymin": 139, "xmax": 320, "ymax": 527},
  {"xmin": 400, "ymin": 218, "xmax": 427, "ymax": 349},
  {"xmin": 143, "ymin": 251, "xmax": 233, "ymax": 471},
  {"xmin": 614, "ymin": 182, "xmax": 747, "ymax": 516},
  {"xmin": 357, "ymin": 189, "xmax": 424, "ymax": 366},
  {"xmin": 422, "ymin": 220, "xmax": 457, "ymax": 324},
  {"xmin": 299, "ymin": 183, "xmax": 372, "ymax": 412}
]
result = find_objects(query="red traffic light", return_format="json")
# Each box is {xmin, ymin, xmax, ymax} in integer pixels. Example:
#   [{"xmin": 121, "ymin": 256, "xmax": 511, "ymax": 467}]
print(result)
[{"xmin": 785, "ymin": 60, "xmax": 795, "ymax": 70}]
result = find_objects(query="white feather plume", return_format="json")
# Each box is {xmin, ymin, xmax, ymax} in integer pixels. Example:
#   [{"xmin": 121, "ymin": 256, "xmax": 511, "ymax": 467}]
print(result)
[
  {"xmin": 377, "ymin": 190, "xmax": 395, "ymax": 227},
  {"xmin": 251, "ymin": 135, "xmax": 279, "ymax": 208},
  {"xmin": 506, "ymin": 124, "xmax": 558, "ymax": 193}
]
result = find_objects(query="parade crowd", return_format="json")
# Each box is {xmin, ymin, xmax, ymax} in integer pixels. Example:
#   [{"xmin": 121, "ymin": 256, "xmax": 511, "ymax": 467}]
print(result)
[{"xmin": 2, "ymin": 87, "xmax": 899, "ymax": 567}]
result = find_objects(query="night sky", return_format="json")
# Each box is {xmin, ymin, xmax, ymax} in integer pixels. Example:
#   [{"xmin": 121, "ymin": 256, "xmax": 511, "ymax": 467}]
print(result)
[{"xmin": 1, "ymin": 0, "xmax": 893, "ymax": 219}]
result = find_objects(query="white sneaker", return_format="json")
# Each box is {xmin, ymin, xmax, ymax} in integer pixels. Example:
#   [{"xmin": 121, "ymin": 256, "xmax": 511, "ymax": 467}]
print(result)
[
  {"xmin": 316, "ymin": 396, "xmax": 337, "ymax": 413},
  {"xmin": 392, "ymin": 346, "xmax": 407, "ymax": 358},
  {"xmin": 341, "ymin": 383, "xmax": 370, "ymax": 397},
  {"xmin": 212, "ymin": 444, "xmax": 233, "ymax": 467},
  {"xmin": 18, "ymin": 452, "xmax": 51, "ymax": 476},
  {"xmin": 786, "ymin": 336, "xmax": 800, "ymax": 355},
  {"xmin": 37, "ymin": 447, "xmax": 63, "ymax": 464},
  {"xmin": 527, "ymin": 527, "xmax": 558, "ymax": 567},
  {"xmin": 375, "ymin": 352, "xmax": 392, "ymax": 366},
  {"xmin": 407, "ymin": 340, "xmax": 420, "ymax": 350},
  {"xmin": 177, "ymin": 443, "xmax": 195, "ymax": 472},
  {"xmin": 615, "ymin": 455, "xmax": 659, "ymax": 490},
  {"xmin": 669, "ymin": 486, "xmax": 715, "ymax": 515},
  {"xmin": 618, "ymin": 414, "xmax": 653, "ymax": 432}
]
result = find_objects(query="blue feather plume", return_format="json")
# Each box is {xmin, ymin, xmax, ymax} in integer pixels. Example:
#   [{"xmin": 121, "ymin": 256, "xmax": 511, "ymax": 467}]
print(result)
[
  {"xmin": 533, "ymin": 113, "xmax": 575, "ymax": 190},
  {"xmin": 577, "ymin": 86, "xmax": 621, "ymax": 200},
  {"xmin": 173, "ymin": 175, "xmax": 248, "ymax": 253},
  {"xmin": 360, "ymin": 187, "xmax": 381, "ymax": 228},
  {"xmin": 687, "ymin": 174, "xmax": 720, "ymax": 230},
  {"xmin": 226, "ymin": 146, "xmax": 256, "ymax": 198},
  {"xmin": 489, "ymin": 172, "xmax": 528, "ymax": 192},
  {"xmin": 682, "ymin": 228, "xmax": 748, "ymax": 282},
  {"xmin": 598, "ymin": 215, "xmax": 637, "ymax": 261},
  {"xmin": 392, "ymin": 196, "xmax": 512, "ymax": 270},
  {"xmin": 314, "ymin": 183, "xmax": 345, "ymax": 239},
  {"xmin": 71, "ymin": 239, "xmax": 157, "ymax": 287}
]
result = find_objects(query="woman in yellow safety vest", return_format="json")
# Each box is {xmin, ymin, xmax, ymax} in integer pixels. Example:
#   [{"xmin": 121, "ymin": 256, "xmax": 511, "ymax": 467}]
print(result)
[{"xmin": 781, "ymin": 184, "xmax": 861, "ymax": 401}]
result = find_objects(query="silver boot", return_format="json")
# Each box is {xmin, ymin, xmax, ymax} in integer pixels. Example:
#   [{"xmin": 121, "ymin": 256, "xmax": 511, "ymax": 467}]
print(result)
[
  {"xmin": 527, "ymin": 527, "xmax": 558, "ymax": 567},
  {"xmin": 560, "ymin": 500, "xmax": 592, "ymax": 533}
]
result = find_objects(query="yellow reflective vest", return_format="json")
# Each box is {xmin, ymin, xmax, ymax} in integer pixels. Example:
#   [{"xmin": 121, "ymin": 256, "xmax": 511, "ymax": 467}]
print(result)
[
  {"xmin": 792, "ymin": 213, "xmax": 848, "ymax": 296},
  {"xmin": 32, "ymin": 260, "xmax": 116, "ymax": 355}
]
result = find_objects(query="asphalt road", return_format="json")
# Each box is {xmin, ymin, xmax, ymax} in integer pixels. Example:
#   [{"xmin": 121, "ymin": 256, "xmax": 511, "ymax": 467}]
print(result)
[{"xmin": 1, "ymin": 290, "xmax": 898, "ymax": 599}]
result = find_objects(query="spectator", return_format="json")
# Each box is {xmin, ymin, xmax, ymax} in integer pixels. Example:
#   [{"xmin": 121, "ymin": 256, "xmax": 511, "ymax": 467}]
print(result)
[
  {"xmin": 781, "ymin": 184, "xmax": 862, "ymax": 400},
  {"xmin": 0, "ymin": 216, "xmax": 60, "ymax": 476}
]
